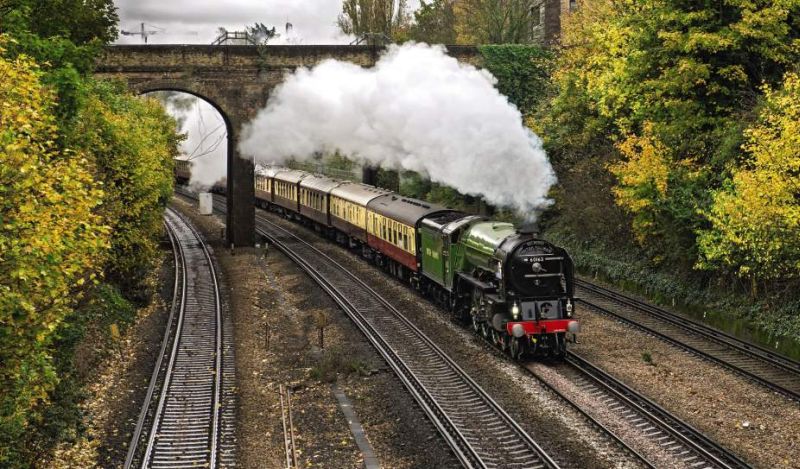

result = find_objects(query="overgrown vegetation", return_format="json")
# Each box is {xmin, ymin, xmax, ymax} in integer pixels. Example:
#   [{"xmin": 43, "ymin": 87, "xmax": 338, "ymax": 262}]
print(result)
[
  {"xmin": 0, "ymin": 2, "xmax": 180, "ymax": 465},
  {"xmin": 534, "ymin": 0, "xmax": 800, "ymax": 340}
]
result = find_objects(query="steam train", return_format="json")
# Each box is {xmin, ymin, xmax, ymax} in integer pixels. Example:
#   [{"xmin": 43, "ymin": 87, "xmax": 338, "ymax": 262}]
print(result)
[{"xmin": 177, "ymin": 160, "xmax": 579, "ymax": 358}]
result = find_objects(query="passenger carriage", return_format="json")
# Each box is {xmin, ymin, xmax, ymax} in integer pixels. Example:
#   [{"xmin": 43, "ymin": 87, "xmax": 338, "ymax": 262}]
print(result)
[
  {"xmin": 365, "ymin": 194, "xmax": 454, "ymax": 280},
  {"xmin": 272, "ymin": 169, "xmax": 308, "ymax": 215},
  {"xmin": 255, "ymin": 166, "xmax": 282, "ymax": 207},
  {"xmin": 328, "ymin": 182, "xmax": 390, "ymax": 246},
  {"xmin": 298, "ymin": 175, "xmax": 343, "ymax": 228}
]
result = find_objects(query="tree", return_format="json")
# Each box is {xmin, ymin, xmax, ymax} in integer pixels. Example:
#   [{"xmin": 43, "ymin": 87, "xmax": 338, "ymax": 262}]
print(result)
[
  {"xmin": 0, "ymin": 0, "xmax": 118, "ymax": 45},
  {"xmin": 543, "ymin": 0, "xmax": 800, "ymax": 263},
  {"xmin": 337, "ymin": 0, "xmax": 410, "ymax": 42},
  {"xmin": 67, "ymin": 80, "xmax": 180, "ymax": 294},
  {"xmin": 697, "ymin": 71, "xmax": 800, "ymax": 288},
  {"xmin": 479, "ymin": 44, "xmax": 552, "ymax": 115},
  {"xmin": 454, "ymin": 0, "xmax": 539, "ymax": 44},
  {"xmin": 247, "ymin": 22, "xmax": 279, "ymax": 44},
  {"xmin": 409, "ymin": 0, "xmax": 457, "ymax": 44}
]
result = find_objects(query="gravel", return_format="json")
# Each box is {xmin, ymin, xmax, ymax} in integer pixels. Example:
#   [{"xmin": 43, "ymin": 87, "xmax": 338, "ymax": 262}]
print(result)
[{"xmin": 176, "ymin": 192, "xmax": 800, "ymax": 469}]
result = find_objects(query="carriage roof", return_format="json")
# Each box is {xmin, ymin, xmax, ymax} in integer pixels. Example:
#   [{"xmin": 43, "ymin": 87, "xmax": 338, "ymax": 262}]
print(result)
[
  {"xmin": 330, "ymin": 182, "xmax": 392, "ymax": 206},
  {"xmin": 300, "ymin": 174, "xmax": 344, "ymax": 193},
  {"xmin": 273, "ymin": 169, "xmax": 309, "ymax": 184},
  {"xmin": 367, "ymin": 194, "xmax": 454, "ymax": 227}
]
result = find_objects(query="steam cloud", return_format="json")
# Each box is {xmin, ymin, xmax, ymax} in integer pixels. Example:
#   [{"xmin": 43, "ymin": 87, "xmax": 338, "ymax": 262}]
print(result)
[{"xmin": 239, "ymin": 43, "xmax": 556, "ymax": 217}]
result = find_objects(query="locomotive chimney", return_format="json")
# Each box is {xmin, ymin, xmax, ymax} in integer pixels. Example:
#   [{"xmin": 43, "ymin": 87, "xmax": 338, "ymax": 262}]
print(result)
[{"xmin": 518, "ymin": 222, "xmax": 540, "ymax": 237}]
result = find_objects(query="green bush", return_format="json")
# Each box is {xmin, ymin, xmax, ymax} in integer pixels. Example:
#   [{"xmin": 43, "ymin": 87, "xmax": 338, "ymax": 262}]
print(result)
[{"xmin": 478, "ymin": 44, "xmax": 552, "ymax": 116}]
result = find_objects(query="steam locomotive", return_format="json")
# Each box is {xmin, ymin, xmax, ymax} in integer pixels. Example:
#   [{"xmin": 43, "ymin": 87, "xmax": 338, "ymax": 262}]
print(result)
[{"xmin": 180, "ymin": 162, "xmax": 579, "ymax": 358}]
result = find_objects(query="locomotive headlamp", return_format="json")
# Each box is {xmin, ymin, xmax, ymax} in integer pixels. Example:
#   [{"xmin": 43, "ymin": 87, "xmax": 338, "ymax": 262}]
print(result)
[
  {"xmin": 511, "ymin": 303, "xmax": 520, "ymax": 320},
  {"xmin": 566, "ymin": 300, "xmax": 573, "ymax": 317}
]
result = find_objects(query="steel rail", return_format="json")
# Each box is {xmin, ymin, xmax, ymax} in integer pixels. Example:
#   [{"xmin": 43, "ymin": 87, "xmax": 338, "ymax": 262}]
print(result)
[
  {"xmin": 128, "ymin": 207, "xmax": 224, "ymax": 468},
  {"xmin": 247, "ymin": 191, "xmax": 746, "ymax": 468},
  {"xmin": 575, "ymin": 280, "xmax": 800, "ymax": 401},
  {"xmin": 176, "ymin": 188, "xmax": 643, "ymax": 467},
  {"xmin": 576, "ymin": 279, "xmax": 800, "ymax": 372},
  {"xmin": 256, "ymin": 215, "xmax": 559, "ymax": 469},
  {"xmin": 577, "ymin": 279, "xmax": 800, "ymax": 370},
  {"xmin": 177, "ymin": 188, "xmax": 751, "ymax": 468},
  {"xmin": 124, "ymin": 221, "xmax": 182, "ymax": 468}
]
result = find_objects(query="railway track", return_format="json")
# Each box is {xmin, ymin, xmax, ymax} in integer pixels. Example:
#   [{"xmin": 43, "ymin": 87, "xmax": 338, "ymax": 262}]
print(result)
[
  {"xmin": 575, "ymin": 279, "xmax": 800, "ymax": 401},
  {"xmin": 177, "ymin": 188, "xmax": 757, "ymax": 467},
  {"xmin": 555, "ymin": 353, "xmax": 749, "ymax": 468},
  {"xmin": 125, "ymin": 207, "xmax": 229, "ymax": 468},
  {"xmin": 255, "ymin": 214, "xmax": 559, "ymax": 468}
]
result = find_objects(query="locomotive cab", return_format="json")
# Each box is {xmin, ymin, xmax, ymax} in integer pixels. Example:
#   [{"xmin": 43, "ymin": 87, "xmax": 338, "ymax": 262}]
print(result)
[{"xmin": 499, "ymin": 234, "xmax": 578, "ymax": 357}]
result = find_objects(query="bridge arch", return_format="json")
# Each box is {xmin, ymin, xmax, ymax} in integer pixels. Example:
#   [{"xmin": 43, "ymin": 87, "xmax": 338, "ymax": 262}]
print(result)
[
  {"xmin": 135, "ymin": 79, "xmax": 253, "ymax": 246},
  {"xmin": 135, "ymin": 80, "xmax": 232, "ymax": 125}
]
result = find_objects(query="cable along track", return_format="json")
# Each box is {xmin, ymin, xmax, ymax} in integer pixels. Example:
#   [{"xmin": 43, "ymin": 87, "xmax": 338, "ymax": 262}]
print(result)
[
  {"xmin": 575, "ymin": 279, "xmax": 800, "ymax": 401},
  {"xmin": 256, "ymin": 215, "xmax": 558, "ymax": 469},
  {"xmin": 125, "ymin": 208, "xmax": 225, "ymax": 468}
]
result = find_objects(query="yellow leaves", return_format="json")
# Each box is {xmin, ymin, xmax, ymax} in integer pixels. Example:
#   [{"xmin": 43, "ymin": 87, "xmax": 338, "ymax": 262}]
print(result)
[
  {"xmin": 698, "ymin": 71, "xmax": 800, "ymax": 280},
  {"xmin": 1, "ymin": 50, "xmax": 110, "ymax": 436},
  {"xmin": 610, "ymin": 124, "xmax": 670, "ymax": 208},
  {"xmin": 109, "ymin": 323, "xmax": 120, "ymax": 340}
]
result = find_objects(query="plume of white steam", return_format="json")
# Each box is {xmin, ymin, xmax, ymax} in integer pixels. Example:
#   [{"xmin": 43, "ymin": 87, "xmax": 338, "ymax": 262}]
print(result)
[{"xmin": 239, "ymin": 42, "xmax": 555, "ymax": 218}]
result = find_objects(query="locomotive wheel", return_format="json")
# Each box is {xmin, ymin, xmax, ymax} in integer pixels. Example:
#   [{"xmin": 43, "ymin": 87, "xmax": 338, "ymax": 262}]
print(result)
[
  {"xmin": 490, "ymin": 329, "xmax": 499, "ymax": 347},
  {"xmin": 480, "ymin": 322, "xmax": 491, "ymax": 339}
]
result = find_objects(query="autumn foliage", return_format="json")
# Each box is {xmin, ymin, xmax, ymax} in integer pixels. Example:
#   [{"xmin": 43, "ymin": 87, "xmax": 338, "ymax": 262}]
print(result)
[
  {"xmin": 698, "ymin": 72, "xmax": 800, "ymax": 284},
  {"xmin": 0, "ymin": 38, "xmax": 179, "ymax": 465},
  {"xmin": 540, "ymin": 0, "xmax": 800, "ymax": 290},
  {"xmin": 0, "ymin": 50, "xmax": 109, "ymax": 457}
]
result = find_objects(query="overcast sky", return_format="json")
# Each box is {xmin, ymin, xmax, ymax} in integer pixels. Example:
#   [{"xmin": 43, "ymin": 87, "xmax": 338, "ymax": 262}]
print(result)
[{"xmin": 115, "ymin": 0, "xmax": 421, "ymax": 45}]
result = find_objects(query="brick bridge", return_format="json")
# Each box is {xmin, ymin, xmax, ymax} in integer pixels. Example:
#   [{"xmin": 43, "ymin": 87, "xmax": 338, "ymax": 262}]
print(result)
[{"xmin": 95, "ymin": 44, "xmax": 481, "ymax": 246}]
